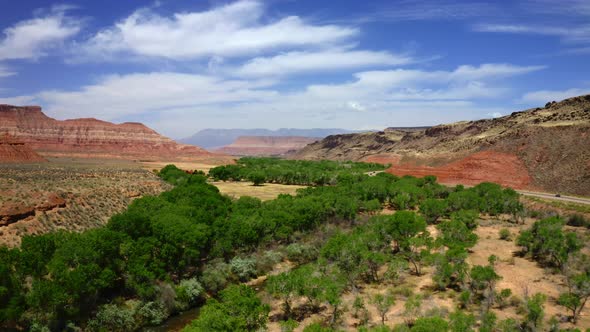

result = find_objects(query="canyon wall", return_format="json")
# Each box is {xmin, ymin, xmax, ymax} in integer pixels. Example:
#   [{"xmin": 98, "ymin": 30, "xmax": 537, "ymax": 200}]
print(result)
[{"xmin": 0, "ymin": 105, "xmax": 216, "ymax": 161}]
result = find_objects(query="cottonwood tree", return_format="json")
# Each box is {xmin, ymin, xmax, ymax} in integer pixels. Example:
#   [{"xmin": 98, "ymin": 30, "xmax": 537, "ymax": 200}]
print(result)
[
  {"xmin": 371, "ymin": 292, "xmax": 395, "ymax": 325},
  {"xmin": 558, "ymin": 254, "xmax": 590, "ymax": 324}
]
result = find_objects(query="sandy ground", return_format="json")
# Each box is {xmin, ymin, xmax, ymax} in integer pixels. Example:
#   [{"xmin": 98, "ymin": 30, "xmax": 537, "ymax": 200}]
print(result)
[{"xmin": 260, "ymin": 214, "xmax": 590, "ymax": 331}]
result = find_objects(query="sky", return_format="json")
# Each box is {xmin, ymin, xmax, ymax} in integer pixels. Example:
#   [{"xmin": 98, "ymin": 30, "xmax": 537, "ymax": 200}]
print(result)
[{"xmin": 0, "ymin": 0, "xmax": 589, "ymax": 139}]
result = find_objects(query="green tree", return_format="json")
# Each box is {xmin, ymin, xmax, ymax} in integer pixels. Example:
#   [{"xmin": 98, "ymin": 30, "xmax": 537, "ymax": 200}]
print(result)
[
  {"xmin": 558, "ymin": 273, "xmax": 590, "ymax": 324},
  {"xmin": 248, "ymin": 171, "xmax": 266, "ymax": 186},
  {"xmin": 411, "ymin": 316, "xmax": 449, "ymax": 332},
  {"xmin": 184, "ymin": 285, "xmax": 269, "ymax": 332},
  {"xmin": 448, "ymin": 310, "xmax": 475, "ymax": 332},
  {"xmin": 266, "ymin": 271, "xmax": 302, "ymax": 318},
  {"xmin": 420, "ymin": 199, "xmax": 448, "ymax": 224},
  {"xmin": 516, "ymin": 217, "xmax": 582, "ymax": 269},
  {"xmin": 372, "ymin": 292, "xmax": 395, "ymax": 324},
  {"xmin": 523, "ymin": 293, "xmax": 546, "ymax": 331}
]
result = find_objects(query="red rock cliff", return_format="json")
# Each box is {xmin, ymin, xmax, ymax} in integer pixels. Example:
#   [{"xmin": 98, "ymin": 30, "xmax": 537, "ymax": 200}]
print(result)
[{"xmin": 0, "ymin": 105, "xmax": 213, "ymax": 161}]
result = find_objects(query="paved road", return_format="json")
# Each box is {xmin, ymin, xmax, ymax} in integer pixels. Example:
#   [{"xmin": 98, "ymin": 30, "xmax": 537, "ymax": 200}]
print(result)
[{"xmin": 517, "ymin": 190, "xmax": 590, "ymax": 205}]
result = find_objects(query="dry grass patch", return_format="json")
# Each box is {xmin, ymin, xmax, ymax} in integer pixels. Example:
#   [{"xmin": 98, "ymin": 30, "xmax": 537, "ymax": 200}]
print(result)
[{"xmin": 210, "ymin": 181, "xmax": 307, "ymax": 201}]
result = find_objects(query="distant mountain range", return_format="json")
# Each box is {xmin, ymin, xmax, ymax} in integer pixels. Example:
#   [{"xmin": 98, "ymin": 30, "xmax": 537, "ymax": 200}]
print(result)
[{"xmin": 180, "ymin": 128, "xmax": 359, "ymax": 149}]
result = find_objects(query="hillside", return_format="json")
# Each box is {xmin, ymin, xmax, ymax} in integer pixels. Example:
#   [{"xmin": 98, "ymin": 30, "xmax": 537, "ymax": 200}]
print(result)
[
  {"xmin": 0, "ymin": 105, "xmax": 224, "ymax": 162},
  {"xmin": 215, "ymin": 135, "xmax": 318, "ymax": 156},
  {"xmin": 181, "ymin": 128, "xmax": 357, "ymax": 148},
  {"xmin": 292, "ymin": 95, "xmax": 590, "ymax": 195},
  {"xmin": 0, "ymin": 134, "xmax": 47, "ymax": 163}
]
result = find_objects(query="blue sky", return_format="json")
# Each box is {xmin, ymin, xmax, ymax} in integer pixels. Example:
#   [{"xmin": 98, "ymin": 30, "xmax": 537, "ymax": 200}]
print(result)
[{"xmin": 0, "ymin": 0, "xmax": 589, "ymax": 139}]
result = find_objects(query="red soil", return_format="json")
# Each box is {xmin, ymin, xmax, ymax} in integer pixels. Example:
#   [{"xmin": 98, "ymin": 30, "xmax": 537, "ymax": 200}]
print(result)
[{"xmin": 386, "ymin": 150, "xmax": 533, "ymax": 189}]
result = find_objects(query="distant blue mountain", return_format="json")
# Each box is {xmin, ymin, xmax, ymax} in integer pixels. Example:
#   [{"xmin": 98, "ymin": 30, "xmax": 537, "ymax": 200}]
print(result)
[{"xmin": 180, "ymin": 128, "xmax": 359, "ymax": 148}]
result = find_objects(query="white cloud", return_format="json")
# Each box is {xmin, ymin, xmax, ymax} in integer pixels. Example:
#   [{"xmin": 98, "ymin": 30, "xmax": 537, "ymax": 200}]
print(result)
[
  {"xmin": 486, "ymin": 112, "xmax": 503, "ymax": 118},
  {"xmin": 39, "ymin": 72, "xmax": 278, "ymax": 120},
  {"xmin": 521, "ymin": 88, "xmax": 590, "ymax": 104},
  {"xmin": 357, "ymin": 1, "xmax": 498, "ymax": 22},
  {"xmin": 474, "ymin": 24, "xmax": 590, "ymax": 43},
  {"xmin": 79, "ymin": 0, "xmax": 357, "ymax": 61},
  {"xmin": 234, "ymin": 49, "xmax": 413, "ymax": 77},
  {"xmin": 303, "ymin": 63, "xmax": 544, "ymax": 101},
  {"xmin": 347, "ymin": 101, "xmax": 366, "ymax": 112},
  {"xmin": 27, "ymin": 63, "xmax": 543, "ymax": 137},
  {"xmin": 0, "ymin": 7, "xmax": 81, "ymax": 61}
]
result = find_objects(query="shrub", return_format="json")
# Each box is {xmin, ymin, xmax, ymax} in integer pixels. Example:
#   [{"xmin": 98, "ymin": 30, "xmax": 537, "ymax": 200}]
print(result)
[
  {"xmin": 175, "ymin": 278, "xmax": 204, "ymax": 310},
  {"xmin": 567, "ymin": 214, "xmax": 589, "ymax": 228},
  {"xmin": 285, "ymin": 243, "xmax": 318, "ymax": 265},
  {"xmin": 201, "ymin": 259, "xmax": 231, "ymax": 294},
  {"xmin": 255, "ymin": 250, "xmax": 284, "ymax": 275},
  {"xmin": 136, "ymin": 301, "xmax": 168, "ymax": 326},
  {"xmin": 87, "ymin": 304, "xmax": 136, "ymax": 332},
  {"xmin": 230, "ymin": 256, "xmax": 257, "ymax": 281},
  {"xmin": 499, "ymin": 228, "xmax": 511, "ymax": 241}
]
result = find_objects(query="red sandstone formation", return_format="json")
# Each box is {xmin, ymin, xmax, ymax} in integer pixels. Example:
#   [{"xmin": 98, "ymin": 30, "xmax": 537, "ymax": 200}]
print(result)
[
  {"xmin": 0, "ymin": 105, "xmax": 218, "ymax": 161},
  {"xmin": 0, "ymin": 134, "xmax": 47, "ymax": 163},
  {"xmin": 216, "ymin": 136, "xmax": 318, "ymax": 156},
  {"xmin": 386, "ymin": 151, "xmax": 532, "ymax": 189}
]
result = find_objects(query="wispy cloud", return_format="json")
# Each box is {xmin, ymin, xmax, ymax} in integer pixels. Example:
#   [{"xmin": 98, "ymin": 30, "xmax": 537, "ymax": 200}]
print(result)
[
  {"xmin": 474, "ymin": 24, "xmax": 590, "ymax": 43},
  {"xmin": 521, "ymin": 88, "xmax": 590, "ymax": 104},
  {"xmin": 0, "ymin": 6, "xmax": 82, "ymax": 61},
  {"xmin": 522, "ymin": 0, "xmax": 590, "ymax": 17},
  {"xmin": 343, "ymin": 0, "xmax": 499, "ymax": 23},
  {"xmin": 234, "ymin": 48, "xmax": 414, "ymax": 77},
  {"xmin": 77, "ymin": 0, "xmax": 357, "ymax": 61}
]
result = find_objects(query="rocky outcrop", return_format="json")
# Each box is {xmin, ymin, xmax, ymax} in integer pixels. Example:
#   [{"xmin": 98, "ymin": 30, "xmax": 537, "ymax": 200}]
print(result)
[
  {"xmin": 291, "ymin": 95, "xmax": 590, "ymax": 195},
  {"xmin": 0, "ymin": 134, "xmax": 47, "ymax": 163},
  {"xmin": 216, "ymin": 136, "xmax": 318, "ymax": 156},
  {"xmin": 0, "ymin": 105, "xmax": 218, "ymax": 161}
]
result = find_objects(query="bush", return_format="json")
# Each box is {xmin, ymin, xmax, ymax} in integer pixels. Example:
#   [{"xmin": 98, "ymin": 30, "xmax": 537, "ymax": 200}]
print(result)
[
  {"xmin": 499, "ymin": 228, "xmax": 511, "ymax": 241},
  {"xmin": 201, "ymin": 259, "xmax": 232, "ymax": 294},
  {"xmin": 175, "ymin": 278, "xmax": 204, "ymax": 310},
  {"xmin": 255, "ymin": 250, "xmax": 284, "ymax": 275},
  {"xmin": 567, "ymin": 214, "xmax": 589, "ymax": 227},
  {"xmin": 136, "ymin": 301, "xmax": 168, "ymax": 326},
  {"xmin": 230, "ymin": 256, "xmax": 257, "ymax": 281},
  {"xmin": 285, "ymin": 243, "xmax": 318, "ymax": 265},
  {"xmin": 87, "ymin": 304, "xmax": 136, "ymax": 332}
]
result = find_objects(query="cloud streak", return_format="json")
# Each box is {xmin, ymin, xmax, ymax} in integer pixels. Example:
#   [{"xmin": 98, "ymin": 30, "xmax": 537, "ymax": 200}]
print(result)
[
  {"xmin": 474, "ymin": 24, "xmax": 590, "ymax": 43},
  {"xmin": 0, "ymin": 6, "xmax": 81, "ymax": 61},
  {"xmin": 234, "ymin": 48, "xmax": 414, "ymax": 77}
]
